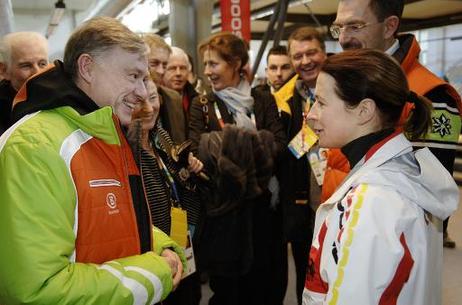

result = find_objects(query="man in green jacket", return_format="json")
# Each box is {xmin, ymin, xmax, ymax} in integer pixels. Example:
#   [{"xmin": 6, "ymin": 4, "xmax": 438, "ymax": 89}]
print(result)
[{"xmin": 0, "ymin": 17, "xmax": 184, "ymax": 305}]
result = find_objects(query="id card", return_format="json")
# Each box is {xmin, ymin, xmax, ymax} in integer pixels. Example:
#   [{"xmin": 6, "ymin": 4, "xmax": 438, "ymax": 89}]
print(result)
[
  {"xmin": 170, "ymin": 207, "xmax": 188, "ymax": 248},
  {"xmin": 308, "ymin": 147, "xmax": 328, "ymax": 186},
  {"xmin": 288, "ymin": 124, "xmax": 318, "ymax": 159},
  {"xmin": 182, "ymin": 230, "xmax": 197, "ymax": 279}
]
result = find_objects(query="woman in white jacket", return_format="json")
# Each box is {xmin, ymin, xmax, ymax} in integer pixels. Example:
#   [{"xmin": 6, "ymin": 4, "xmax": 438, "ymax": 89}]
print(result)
[{"xmin": 303, "ymin": 49, "xmax": 459, "ymax": 305}]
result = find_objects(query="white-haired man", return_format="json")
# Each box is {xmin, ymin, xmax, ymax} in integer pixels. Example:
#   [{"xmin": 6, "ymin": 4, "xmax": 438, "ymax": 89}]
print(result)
[
  {"xmin": 143, "ymin": 34, "xmax": 187, "ymax": 144},
  {"xmin": 0, "ymin": 32, "xmax": 49, "ymax": 134},
  {"xmin": 163, "ymin": 46, "xmax": 198, "ymax": 137}
]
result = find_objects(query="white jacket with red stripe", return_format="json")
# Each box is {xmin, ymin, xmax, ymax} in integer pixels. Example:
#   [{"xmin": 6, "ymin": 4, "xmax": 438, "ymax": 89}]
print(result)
[{"xmin": 303, "ymin": 133, "xmax": 459, "ymax": 305}]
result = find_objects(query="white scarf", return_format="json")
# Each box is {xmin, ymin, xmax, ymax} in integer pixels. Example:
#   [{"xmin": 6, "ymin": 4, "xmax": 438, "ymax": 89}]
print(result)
[{"xmin": 214, "ymin": 79, "xmax": 256, "ymax": 131}]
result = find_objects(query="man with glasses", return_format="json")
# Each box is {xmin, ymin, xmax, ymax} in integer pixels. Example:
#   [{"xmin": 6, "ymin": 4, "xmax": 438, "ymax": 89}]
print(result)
[
  {"xmin": 330, "ymin": 0, "xmax": 461, "ymax": 248},
  {"xmin": 331, "ymin": 0, "xmax": 399, "ymax": 51}
]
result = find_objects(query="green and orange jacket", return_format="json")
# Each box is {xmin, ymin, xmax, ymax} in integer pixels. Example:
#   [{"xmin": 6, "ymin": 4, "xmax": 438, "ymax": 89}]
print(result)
[{"xmin": 0, "ymin": 62, "xmax": 185, "ymax": 305}]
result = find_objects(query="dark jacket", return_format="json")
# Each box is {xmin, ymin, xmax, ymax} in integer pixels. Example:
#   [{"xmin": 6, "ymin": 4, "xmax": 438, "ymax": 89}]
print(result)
[
  {"xmin": 182, "ymin": 81, "xmax": 199, "ymax": 138},
  {"xmin": 189, "ymin": 88, "xmax": 286, "ymax": 276},
  {"xmin": 255, "ymin": 81, "xmax": 317, "ymax": 243},
  {"xmin": 183, "ymin": 81, "xmax": 199, "ymax": 112},
  {"xmin": 0, "ymin": 80, "xmax": 16, "ymax": 135},
  {"xmin": 189, "ymin": 89, "xmax": 285, "ymax": 154},
  {"xmin": 159, "ymin": 86, "xmax": 187, "ymax": 144}
]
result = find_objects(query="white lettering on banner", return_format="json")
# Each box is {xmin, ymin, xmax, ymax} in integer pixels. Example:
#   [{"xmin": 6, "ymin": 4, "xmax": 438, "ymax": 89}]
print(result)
[{"xmin": 230, "ymin": 0, "xmax": 242, "ymax": 38}]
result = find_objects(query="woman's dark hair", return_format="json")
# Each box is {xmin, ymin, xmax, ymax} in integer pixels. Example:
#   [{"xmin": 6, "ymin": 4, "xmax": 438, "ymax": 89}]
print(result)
[
  {"xmin": 198, "ymin": 32, "xmax": 249, "ymax": 73},
  {"xmin": 321, "ymin": 49, "xmax": 432, "ymax": 140}
]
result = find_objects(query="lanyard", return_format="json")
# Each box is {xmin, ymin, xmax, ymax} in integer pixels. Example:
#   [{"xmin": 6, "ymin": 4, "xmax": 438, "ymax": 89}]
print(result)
[
  {"xmin": 213, "ymin": 102, "xmax": 225, "ymax": 129},
  {"xmin": 213, "ymin": 102, "xmax": 256, "ymax": 128},
  {"xmin": 301, "ymin": 89, "xmax": 315, "ymax": 151},
  {"xmin": 153, "ymin": 136, "xmax": 181, "ymax": 204},
  {"xmin": 157, "ymin": 155, "xmax": 181, "ymax": 204},
  {"xmin": 303, "ymin": 89, "xmax": 315, "ymax": 116},
  {"xmin": 301, "ymin": 103, "xmax": 311, "ymax": 151}
]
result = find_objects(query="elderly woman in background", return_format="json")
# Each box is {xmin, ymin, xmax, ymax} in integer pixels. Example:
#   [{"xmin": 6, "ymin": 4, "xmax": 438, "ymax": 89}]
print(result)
[
  {"xmin": 121, "ymin": 73, "xmax": 204, "ymax": 305},
  {"xmin": 189, "ymin": 32, "xmax": 286, "ymax": 305}
]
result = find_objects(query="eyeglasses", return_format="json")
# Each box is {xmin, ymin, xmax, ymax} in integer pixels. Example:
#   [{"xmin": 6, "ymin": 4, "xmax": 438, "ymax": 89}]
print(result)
[{"xmin": 329, "ymin": 22, "xmax": 383, "ymax": 39}]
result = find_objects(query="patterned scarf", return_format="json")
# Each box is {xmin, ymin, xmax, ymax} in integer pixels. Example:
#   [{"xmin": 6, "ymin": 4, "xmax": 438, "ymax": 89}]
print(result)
[{"xmin": 214, "ymin": 79, "xmax": 256, "ymax": 131}]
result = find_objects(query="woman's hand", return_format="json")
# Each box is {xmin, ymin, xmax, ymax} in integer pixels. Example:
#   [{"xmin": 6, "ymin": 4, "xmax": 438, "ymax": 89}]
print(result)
[
  {"xmin": 187, "ymin": 152, "xmax": 204, "ymax": 174},
  {"xmin": 160, "ymin": 248, "xmax": 183, "ymax": 290}
]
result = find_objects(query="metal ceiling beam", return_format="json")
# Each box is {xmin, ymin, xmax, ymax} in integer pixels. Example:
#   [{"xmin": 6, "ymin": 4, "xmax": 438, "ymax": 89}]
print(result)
[
  {"xmin": 400, "ymin": 13, "xmax": 462, "ymax": 32},
  {"xmin": 250, "ymin": 23, "xmax": 330, "ymax": 41},
  {"xmin": 83, "ymin": 0, "xmax": 133, "ymax": 20},
  {"xmin": 260, "ymin": 12, "xmax": 336, "ymax": 25},
  {"xmin": 251, "ymin": 0, "xmax": 286, "ymax": 77},
  {"xmin": 0, "ymin": 0, "xmax": 14, "ymax": 35},
  {"xmin": 145, "ymin": 0, "xmax": 462, "ymax": 43}
]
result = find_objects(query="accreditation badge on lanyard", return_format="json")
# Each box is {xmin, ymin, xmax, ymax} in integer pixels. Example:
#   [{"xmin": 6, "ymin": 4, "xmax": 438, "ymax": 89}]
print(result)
[
  {"xmin": 308, "ymin": 147, "xmax": 328, "ymax": 186},
  {"xmin": 155, "ymin": 144, "xmax": 197, "ymax": 277},
  {"xmin": 154, "ymin": 154, "xmax": 188, "ymax": 248},
  {"xmin": 170, "ymin": 207, "xmax": 197, "ymax": 278},
  {"xmin": 288, "ymin": 100, "xmax": 318, "ymax": 159},
  {"xmin": 170, "ymin": 206, "xmax": 188, "ymax": 248},
  {"xmin": 182, "ymin": 229, "xmax": 197, "ymax": 278}
]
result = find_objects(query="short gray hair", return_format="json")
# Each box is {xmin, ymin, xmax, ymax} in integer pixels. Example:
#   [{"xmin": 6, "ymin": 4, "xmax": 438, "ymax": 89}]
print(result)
[
  {"xmin": 169, "ymin": 46, "xmax": 191, "ymax": 71},
  {"xmin": 63, "ymin": 16, "xmax": 147, "ymax": 80},
  {"xmin": 0, "ymin": 32, "xmax": 48, "ymax": 66}
]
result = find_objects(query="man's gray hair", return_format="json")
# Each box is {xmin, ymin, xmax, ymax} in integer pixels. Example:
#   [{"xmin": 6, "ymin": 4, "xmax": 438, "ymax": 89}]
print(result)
[
  {"xmin": 0, "ymin": 32, "xmax": 48, "ymax": 66},
  {"xmin": 63, "ymin": 16, "xmax": 147, "ymax": 80},
  {"xmin": 170, "ymin": 46, "xmax": 192, "ymax": 71}
]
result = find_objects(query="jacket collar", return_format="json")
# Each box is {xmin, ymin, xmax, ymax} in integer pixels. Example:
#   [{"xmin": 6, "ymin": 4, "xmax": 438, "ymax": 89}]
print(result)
[
  {"xmin": 394, "ymin": 34, "xmax": 421, "ymax": 73},
  {"xmin": 11, "ymin": 60, "xmax": 99, "ymax": 125},
  {"xmin": 323, "ymin": 132, "xmax": 411, "ymax": 206},
  {"xmin": 341, "ymin": 128, "xmax": 394, "ymax": 168},
  {"xmin": 52, "ymin": 106, "xmax": 121, "ymax": 145},
  {"xmin": 0, "ymin": 79, "xmax": 16, "ymax": 102}
]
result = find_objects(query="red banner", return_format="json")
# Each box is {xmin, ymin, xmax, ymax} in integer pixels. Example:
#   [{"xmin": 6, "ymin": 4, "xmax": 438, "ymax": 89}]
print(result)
[{"xmin": 220, "ymin": 0, "xmax": 251, "ymax": 42}]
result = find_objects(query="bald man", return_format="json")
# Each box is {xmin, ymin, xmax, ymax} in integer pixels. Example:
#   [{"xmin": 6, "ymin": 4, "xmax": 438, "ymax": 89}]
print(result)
[{"xmin": 0, "ymin": 32, "xmax": 49, "ymax": 134}]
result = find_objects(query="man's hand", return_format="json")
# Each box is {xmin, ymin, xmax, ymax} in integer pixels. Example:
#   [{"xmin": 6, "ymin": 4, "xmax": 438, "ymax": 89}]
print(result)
[{"xmin": 161, "ymin": 248, "xmax": 183, "ymax": 290}]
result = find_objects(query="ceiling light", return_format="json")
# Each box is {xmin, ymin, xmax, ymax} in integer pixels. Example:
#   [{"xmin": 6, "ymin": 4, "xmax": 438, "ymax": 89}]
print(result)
[{"xmin": 46, "ymin": 0, "xmax": 66, "ymax": 38}]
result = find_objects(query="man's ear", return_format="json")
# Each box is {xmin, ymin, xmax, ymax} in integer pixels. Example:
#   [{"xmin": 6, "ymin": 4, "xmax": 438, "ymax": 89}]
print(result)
[
  {"xmin": 76, "ymin": 53, "xmax": 94, "ymax": 84},
  {"xmin": 356, "ymin": 98, "xmax": 376, "ymax": 125},
  {"xmin": 384, "ymin": 15, "xmax": 400, "ymax": 40}
]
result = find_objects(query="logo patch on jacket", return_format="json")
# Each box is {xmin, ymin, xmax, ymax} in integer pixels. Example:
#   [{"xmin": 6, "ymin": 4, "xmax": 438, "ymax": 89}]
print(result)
[{"xmin": 106, "ymin": 193, "xmax": 119, "ymax": 214}]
